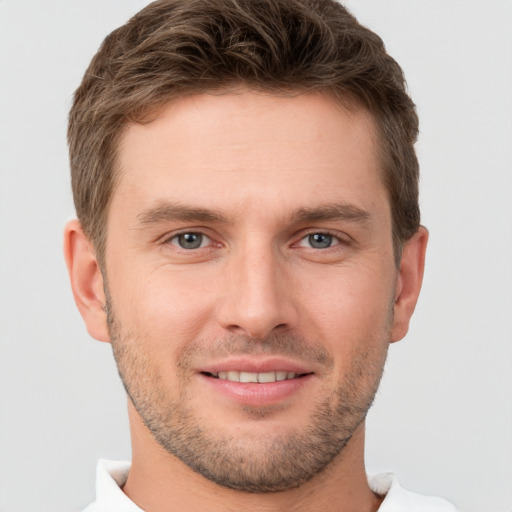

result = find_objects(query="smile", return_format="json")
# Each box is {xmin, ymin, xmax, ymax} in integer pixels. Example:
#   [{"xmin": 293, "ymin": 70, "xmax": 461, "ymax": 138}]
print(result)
[
  {"xmin": 204, "ymin": 371, "xmax": 308, "ymax": 383},
  {"xmin": 200, "ymin": 366, "xmax": 315, "ymax": 406}
]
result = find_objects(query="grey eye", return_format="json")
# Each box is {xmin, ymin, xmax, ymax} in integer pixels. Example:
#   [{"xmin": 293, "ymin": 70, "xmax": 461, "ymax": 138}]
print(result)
[
  {"xmin": 308, "ymin": 233, "xmax": 333, "ymax": 249},
  {"xmin": 175, "ymin": 233, "xmax": 204, "ymax": 249}
]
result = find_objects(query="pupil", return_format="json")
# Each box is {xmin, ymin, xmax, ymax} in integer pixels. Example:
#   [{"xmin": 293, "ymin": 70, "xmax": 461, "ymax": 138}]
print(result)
[
  {"xmin": 179, "ymin": 233, "xmax": 202, "ymax": 249},
  {"xmin": 309, "ymin": 233, "xmax": 332, "ymax": 249}
]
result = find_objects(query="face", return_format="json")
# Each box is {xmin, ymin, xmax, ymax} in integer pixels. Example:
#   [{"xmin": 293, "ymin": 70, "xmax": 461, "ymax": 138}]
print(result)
[{"xmin": 103, "ymin": 92, "xmax": 399, "ymax": 491}]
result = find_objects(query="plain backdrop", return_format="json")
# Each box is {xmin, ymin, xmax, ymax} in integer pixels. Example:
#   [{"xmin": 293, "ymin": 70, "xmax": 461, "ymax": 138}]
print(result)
[{"xmin": 0, "ymin": 1, "xmax": 511, "ymax": 511}]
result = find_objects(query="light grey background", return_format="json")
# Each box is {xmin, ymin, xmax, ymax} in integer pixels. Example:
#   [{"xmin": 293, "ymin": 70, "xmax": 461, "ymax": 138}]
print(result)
[{"xmin": 0, "ymin": 1, "xmax": 511, "ymax": 511}]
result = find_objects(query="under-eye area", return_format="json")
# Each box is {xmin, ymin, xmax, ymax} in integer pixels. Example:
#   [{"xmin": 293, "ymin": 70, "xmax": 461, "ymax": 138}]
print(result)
[{"xmin": 202, "ymin": 371, "xmax": 313, "ymax": 383}]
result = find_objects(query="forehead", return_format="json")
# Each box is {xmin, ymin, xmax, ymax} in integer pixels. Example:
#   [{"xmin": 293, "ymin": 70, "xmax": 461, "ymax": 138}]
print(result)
[{"xmin": 113, "ymin": 91, "xmax": 386, "ymax": 220}]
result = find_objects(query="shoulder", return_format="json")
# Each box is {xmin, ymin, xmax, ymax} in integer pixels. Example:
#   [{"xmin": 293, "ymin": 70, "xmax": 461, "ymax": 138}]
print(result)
[{"xmin": 369, "ymin": 473, "xmax": 457, "ymax": 512}]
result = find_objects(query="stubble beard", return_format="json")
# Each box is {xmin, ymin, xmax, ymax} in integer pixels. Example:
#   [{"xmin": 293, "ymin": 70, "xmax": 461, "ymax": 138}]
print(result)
[{"xmin": 106, "ymin": 298, "xmax": 390, "ymax": 493}]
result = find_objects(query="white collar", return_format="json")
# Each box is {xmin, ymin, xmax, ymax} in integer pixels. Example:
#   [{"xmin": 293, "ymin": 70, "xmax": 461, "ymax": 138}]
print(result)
[
  {"xmin": 84, "ymin": 460, "xmax": 456, "ymax": 511},
  {"xmin": 369, "ymin": 473, "xmax": 456, "ymax": 511},
  {"xmin": 83, "ymin": 459, "xmax": 140, "ymax": 511}
]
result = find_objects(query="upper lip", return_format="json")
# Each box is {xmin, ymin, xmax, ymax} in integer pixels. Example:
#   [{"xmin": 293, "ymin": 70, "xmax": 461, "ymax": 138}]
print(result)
[{"xmin": 199, "ymin": 357, "xmax": 314, "ymax": 375}]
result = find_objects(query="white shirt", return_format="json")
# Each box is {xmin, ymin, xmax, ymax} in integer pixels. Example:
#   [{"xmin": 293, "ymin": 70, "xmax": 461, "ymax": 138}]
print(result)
[{"xmin": 83, "ymin": 459, "xmax": 457, "ymax": 512}]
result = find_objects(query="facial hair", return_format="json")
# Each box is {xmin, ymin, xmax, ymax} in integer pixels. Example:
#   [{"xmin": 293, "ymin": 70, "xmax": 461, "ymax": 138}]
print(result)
[{"xmin": 106, "ymin": 296, "xmax": 390, "ymax": 493}]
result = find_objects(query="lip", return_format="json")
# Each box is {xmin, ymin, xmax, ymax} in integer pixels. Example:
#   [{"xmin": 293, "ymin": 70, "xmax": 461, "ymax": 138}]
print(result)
[
  {"xmin": 199, "ymin": 357, "xmax": 313, "ymax": 375},
  {"xmin": 198, "ymin": 357, "xmax": 315, "ymax": 407}
]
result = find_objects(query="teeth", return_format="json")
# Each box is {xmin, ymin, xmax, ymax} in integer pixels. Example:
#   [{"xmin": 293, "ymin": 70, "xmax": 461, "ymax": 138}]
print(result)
[
  {"xmin": 258, "ymin": 371, "xmax": 276, "ymax": 383},
  {"xmin": 215, "ymin": 371, "xmax": 299, "ymax": 383},
  {"xmin": 227, "ymin": 370, "xmax": 239, "ymax": 382},
  {"xmin": 240, "ymin": 371, "xmax": 258, "ymax": 383}
]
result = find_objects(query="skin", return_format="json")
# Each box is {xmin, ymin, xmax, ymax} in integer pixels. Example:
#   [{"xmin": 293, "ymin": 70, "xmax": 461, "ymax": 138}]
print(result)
[{"xmin": 64, "ymin": 91, "xmax": 427, "ymax": 512}]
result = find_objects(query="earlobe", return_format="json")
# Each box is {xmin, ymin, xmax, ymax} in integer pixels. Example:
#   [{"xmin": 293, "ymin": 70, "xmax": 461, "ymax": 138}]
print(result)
[
  {"xmin": 390, "ymin": 226, "xmax": 428, "ymax": 343},
  {"xmin": 63, "ymin": 219, "xmax": 110, "ymax": 342}
]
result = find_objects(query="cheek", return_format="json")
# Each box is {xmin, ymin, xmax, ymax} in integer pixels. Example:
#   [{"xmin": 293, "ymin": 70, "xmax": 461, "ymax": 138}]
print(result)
[
  {"xmin": 109, "ymin": 265, "xmax": 216, "ymax": 348},
  {"xmin": 301, "ymin": 265, "xmax": 395, "ymax": 352}
]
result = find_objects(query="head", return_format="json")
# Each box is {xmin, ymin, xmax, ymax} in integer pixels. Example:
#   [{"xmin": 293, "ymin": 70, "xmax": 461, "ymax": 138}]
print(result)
[
  {"xmin": 68, "ymin": 0, "xmax": 420, "ymax": 269},
  {"xmin": 65, "ymin": 0, "xmax": 427, "ymax": 496}
]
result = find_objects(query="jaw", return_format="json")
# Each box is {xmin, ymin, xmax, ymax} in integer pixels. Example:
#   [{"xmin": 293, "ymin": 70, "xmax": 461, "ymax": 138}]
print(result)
[{"xmin": 126, "ymin": 402, "xmax": 376, "ymax": 512}]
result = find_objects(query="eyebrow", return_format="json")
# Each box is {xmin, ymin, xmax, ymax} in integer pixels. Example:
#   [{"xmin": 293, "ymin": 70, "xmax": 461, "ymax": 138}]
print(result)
[
  {"xmin": 136, "ymin": 202, "xmax": 230, "ymax": 226},
  {"xmin": 135, "ymin": 201, "xmax": 371, "ymax": 228},
  {"xmin": 290, "ymin": 203, "xmax": 372, "ymax": 225}
]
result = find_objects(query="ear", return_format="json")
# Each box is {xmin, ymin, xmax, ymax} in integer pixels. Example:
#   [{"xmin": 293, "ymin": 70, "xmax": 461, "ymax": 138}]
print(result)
[
  {"xmin": 63, "ymin": 219, "xmax": 110, "ymax": 342},
  {"xmin": 390, "ymin": 226, "xmax": 428, "ymax": 343}
]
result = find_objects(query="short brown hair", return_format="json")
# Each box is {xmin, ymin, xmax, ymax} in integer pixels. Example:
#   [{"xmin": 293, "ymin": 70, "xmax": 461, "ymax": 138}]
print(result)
[{"xmin": 68, "ymin": 0, "xmax": 419, "ymax": 265}]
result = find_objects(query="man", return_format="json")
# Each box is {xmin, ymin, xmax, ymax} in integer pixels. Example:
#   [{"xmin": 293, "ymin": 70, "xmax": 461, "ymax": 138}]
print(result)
[{"xmin": 63, "ymin": 0, "xmax": 456, "ymax": 510}]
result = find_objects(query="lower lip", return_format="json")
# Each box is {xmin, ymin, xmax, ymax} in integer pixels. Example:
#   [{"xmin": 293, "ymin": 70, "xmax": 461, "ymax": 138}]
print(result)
[{"xmin": 200, "ymin": 373, "xmax": 313, "ymax": 407}]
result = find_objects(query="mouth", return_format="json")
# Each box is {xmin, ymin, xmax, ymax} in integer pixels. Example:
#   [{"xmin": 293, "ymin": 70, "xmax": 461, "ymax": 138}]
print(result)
[
  {"xmin": 202, "ymin": 370, "xmax": 312, "ymax": 383},
  {"xmin": 198, "ymin": 359, "xmax": 316, "ymax": 406}
]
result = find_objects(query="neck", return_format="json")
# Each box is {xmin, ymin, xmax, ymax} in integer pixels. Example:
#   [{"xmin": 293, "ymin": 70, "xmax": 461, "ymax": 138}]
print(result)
[{"xmin": 122, "ymin": 403, "xmax": 382, "ymax": 512}]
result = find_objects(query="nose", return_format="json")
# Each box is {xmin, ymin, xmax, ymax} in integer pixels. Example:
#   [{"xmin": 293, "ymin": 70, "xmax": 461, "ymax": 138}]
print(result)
[{"xmin": 216, "ymin": 242, "xmax": 298, "ymax": 339}]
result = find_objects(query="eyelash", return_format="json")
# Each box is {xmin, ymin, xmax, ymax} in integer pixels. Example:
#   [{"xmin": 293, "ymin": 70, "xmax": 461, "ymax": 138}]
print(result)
[
  {"xmin": 166, "ymin": 231, "xmax": 214, "ymax": 250},
  {"xmin": 295, "ymin": 231, "xmax": 346, "ymax": 250},
  {"xmin": 164, "ymin": 230, "xmax": 348, "ymax": 251}
]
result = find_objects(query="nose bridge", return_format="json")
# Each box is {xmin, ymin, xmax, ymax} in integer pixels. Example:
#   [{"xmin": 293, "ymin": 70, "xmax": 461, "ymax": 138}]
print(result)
[{"xmin": 218, "ymin": 235, "xmax": 296, "ymax": 338}]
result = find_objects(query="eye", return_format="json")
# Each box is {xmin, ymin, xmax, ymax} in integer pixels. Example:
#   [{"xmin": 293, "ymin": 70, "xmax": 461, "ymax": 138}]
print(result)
[
  {"xmin": 169, "ymin": 232, "xmax": 210, "ymax": 249},
  {"xmin": 299, "ymin": 233, "xmax": 340, "ymax": 249}
]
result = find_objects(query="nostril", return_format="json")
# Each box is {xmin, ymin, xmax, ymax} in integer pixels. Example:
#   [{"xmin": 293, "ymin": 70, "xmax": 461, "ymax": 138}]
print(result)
[{"xmin": 216, "ymin": 288, "xmax": 298, "ymax": 339}]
